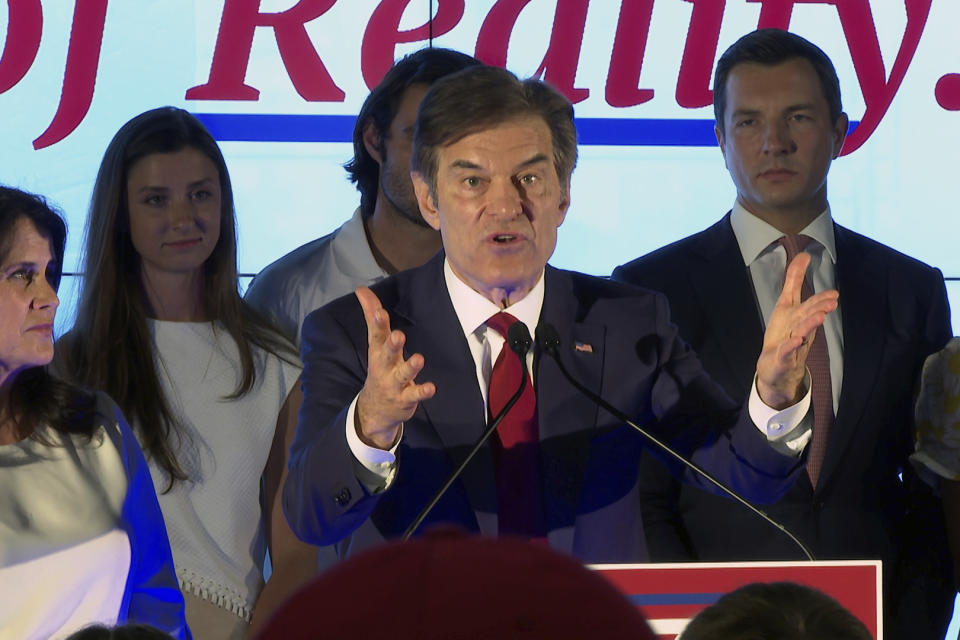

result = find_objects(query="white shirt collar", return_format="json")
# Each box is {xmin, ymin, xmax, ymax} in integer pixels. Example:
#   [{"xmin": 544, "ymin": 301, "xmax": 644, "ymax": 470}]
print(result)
[
  {"xmin": 729, "ymin": 201, "xmax": 837, "ymax": 267},
  {"xmin": 443, "ymin": 259, "xmax": 545, "ymax": 338}
]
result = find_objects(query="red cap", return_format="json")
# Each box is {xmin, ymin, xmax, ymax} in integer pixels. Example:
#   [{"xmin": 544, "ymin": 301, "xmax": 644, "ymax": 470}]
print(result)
[{"xmin": 256, "ymin": 530, "xmax": 654, "ymax": 639}]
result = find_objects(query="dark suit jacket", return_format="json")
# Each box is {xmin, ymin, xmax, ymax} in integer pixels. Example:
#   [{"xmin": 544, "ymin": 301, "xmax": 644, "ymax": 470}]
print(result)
[
  {"xmin": 283, "ymin": 253, "xmax": 804, "ymax": 563},
  {"xmin": 612, "ymin": 215, "xmax": 954, "ymax": 638}
]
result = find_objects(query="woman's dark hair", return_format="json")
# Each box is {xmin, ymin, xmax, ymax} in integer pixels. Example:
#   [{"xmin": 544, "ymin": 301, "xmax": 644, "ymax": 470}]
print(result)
[
  {"xmin": 0, "ymin": 186, "xmax": 96, "ymax": 441},
  {"xmin": 58, "ymin": 107, "xmax": 295, "ymax": 489}
]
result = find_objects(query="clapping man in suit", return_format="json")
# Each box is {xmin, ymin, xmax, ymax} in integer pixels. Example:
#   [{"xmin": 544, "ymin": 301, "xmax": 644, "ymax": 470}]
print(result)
[
  {"xmin": 613, "ymin": 28, "xmax": 953, "ymax": 637},
  {"xmin": 283, "ymin": 65, "xmax": 838, "ymax": 565}
]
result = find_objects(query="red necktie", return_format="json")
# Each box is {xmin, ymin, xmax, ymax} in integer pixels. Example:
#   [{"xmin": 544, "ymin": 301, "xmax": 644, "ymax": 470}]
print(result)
[
  {"xmin": 779, "ymin": 235, "xmax": 833, "ymax": 489},
  {"xmin": 486, "ymin": 312, "xmax": 545, "ymax": 538}
]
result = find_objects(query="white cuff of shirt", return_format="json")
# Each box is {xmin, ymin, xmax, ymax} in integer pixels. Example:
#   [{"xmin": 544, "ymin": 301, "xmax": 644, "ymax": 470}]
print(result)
[
  {"xmin": 345, "ymin": 394, "xmax": 401, "ymax": 492},
  {"xmin": 749, "ymin": 371, "xmax": 814, "ymax": 456}
]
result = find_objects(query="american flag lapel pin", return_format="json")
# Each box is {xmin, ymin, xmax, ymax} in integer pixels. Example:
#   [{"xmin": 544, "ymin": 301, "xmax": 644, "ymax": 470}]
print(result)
[{"xmin": 574, "ymin": 341, "xmax": 593, "ymax": 353}]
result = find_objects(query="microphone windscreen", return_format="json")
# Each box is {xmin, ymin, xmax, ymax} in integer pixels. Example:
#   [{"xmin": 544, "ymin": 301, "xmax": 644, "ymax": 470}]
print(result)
[
  {"xmin": 535, "ymin": 322, "xmax": 561, "ymax": 353},
  {"xmin": 507, "ymin": 321, "xmax": 532, "ymax": 356}
]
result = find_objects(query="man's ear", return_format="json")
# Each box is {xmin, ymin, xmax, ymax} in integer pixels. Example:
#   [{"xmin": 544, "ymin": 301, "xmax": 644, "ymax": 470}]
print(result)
[
  {"xmin": 556, "ymin": 183, "xmax": 571, "ymax": 227},
  {"xmin": 832, "ymin": 112, "xmax": 849, "ymax": 159},
  {"xmin": 362, "ymin": 120, "xmax": 383, "ymax": 165},
  {"xmin": 412, "ymin": 172, "xmax": 441, "ymax": 231},
  {"xmin": 715, "ymin": 123, "xmax": 726, "ymax": 156}
]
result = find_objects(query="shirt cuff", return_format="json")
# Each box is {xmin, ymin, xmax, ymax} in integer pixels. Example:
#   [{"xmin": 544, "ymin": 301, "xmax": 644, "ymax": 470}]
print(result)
[
  {"xmin": 749, "ymin": 371, "xmax": 814, "ymax": 456},
  {"xmin": 345, "ymin": 394, "xmax": 401, "ymax": 492}
]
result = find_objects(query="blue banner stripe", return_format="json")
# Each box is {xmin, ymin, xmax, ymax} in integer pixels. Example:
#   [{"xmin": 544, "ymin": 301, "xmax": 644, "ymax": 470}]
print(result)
[
  {"xmin": 194, "ymin": 113, "xmax": 718, "ymax": 145},
  {"xmin": 626, "ymin": 592, "xmax": 725, "ymax": 606},
  {"xmin": 193, "ymin": 113, "xmax": 357, "ymax": 143},
  {"xmin": 576, "ymin": 118, "xmax": 717, "ymax": 146},
  {"xmin": 193, "ymin": 113, "xmax": 859, "ymax": 147}
]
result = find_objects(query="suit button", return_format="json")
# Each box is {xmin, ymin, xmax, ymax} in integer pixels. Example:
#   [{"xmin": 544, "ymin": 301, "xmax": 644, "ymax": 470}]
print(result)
[{"xmin": 334, "ymin": 488, "xmax": 352, "ymax": 507}]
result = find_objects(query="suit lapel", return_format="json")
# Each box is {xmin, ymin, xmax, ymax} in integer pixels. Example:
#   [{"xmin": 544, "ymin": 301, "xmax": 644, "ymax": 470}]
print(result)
[
  {"xmin": 819, "ymin": 225, "xmax": 887, "ymax": 487},
  {"xmin": 687, "ymin": 216, "xmax": 765, "ymax": 399},
  {"xmin": 536, "ymin": 267, "xmax": 604, "ymax": 530},
  {"xmin": 393, "ymin": 256, "xmax": 494, "ymax": 530}
]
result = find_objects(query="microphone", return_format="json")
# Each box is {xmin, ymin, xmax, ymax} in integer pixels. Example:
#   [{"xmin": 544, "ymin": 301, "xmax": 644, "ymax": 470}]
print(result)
[
  {"xmin": 401, "ymin": 320, "xmax": 533, "ymax": 541},
  {"xmin": 535, "ymin": 322, "xmax": 815, "ymax": 561}
]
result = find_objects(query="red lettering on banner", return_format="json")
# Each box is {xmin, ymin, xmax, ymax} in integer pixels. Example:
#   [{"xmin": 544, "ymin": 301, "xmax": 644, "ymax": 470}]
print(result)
[
  {"xmin": 605, "ymin": 0, "xmax": 655, "ymax": 107},
  {"xmin": 936, "ymin": 74, "xmax": 960, "ymax": 111},
  {"xmin": 746, "ymin": 0, "xmax": 931, "ymax": 154},
  {"xmin": 361, "ymin": 0, "xmax": 465, "ymax": 89},
  {"xmin": 751, "ymin": 0, "xmax": 796, "ymax": 28},
  {"xmin": 834, "ymin": 0, "xmax": 931, "ymax": 153},
  {"xmin": 185, "ymin": 0, "xmax": 344, "ymax": 102},
  {"xmin": 4, "ymin": 0, "xmax": 950, "ymax": 150},
  {"xmin": 0, "ymin": 0, "xmax": 42, "ymax": 93},
  {"xmin": 675, "ymin": 0, "xmax": 725, "ymax": 108},
  {"xmin": 476, "ymin": 0, "xmax": 590, "ymax": 103},
  {"xmin": 32, "ymin": 0, "xmax": 107, "ymax": 150}
]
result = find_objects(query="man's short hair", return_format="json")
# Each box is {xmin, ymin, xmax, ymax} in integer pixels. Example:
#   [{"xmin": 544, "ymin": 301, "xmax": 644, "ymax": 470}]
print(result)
[
  {"xmin": 345, "ymin": 47, "xmax": 480, "ymax": 217},
  {"xmin": 412, "ymin": 66, "xmax": 578, "ymax": 198},
  {"xmin": 714, "ymin": 28, "xmax": 843, "ymax": 135},
  {"xmin": 680, "ymin": 582, "xmax": 873, "ymax": 640}
]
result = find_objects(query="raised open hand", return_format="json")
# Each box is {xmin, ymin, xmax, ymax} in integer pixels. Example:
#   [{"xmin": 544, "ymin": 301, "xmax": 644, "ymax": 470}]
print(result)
[
  {"xmin": 353, "ymin": 287, "xmax": 436, "ymax": 449},
  {"xmin": 756, "ymin": 252, "xmax": 839, "ymax": 409}
]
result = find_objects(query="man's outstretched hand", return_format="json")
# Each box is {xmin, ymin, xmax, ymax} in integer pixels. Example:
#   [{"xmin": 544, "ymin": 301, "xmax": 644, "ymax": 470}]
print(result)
[
  {"xmin": 354, "ymin": 286, "xmax": 436, "ymax": 449},
  {"xmin": 756, "ymin": 252, "xmax": 839, "ymax": 409}
]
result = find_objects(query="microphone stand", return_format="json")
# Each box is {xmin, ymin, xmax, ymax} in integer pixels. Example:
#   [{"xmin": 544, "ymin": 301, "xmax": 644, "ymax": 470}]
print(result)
[
  {"xmin": 536, "ymin": 322, "xmax": 814, "ymax": 561},
  {"xmin": 401, "ymin": 321, "xmax": 532, "ymax": 542}
]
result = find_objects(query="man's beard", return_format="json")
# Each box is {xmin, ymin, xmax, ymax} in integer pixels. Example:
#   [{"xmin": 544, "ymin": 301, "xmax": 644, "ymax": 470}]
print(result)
[{"xmin": 380, "ymin": 154, "xmax": 432, "ymax": 229}]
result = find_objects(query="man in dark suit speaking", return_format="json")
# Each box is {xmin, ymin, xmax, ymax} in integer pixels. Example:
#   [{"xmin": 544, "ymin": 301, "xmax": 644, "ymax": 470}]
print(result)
[
  {"xmin": 613, "ymin": 29, "xmax": 954, "ymax": 637},
  {"xmin": 283, "ymin": 64, "xmax": 837, "ymax": 564}
]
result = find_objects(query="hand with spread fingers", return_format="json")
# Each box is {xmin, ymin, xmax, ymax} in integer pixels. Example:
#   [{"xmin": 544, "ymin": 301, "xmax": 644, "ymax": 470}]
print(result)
[
  {"xmin": 756, "ymin": 252, "xmax": 839, "ymax": 409},
  {"xmin": 354, "ymin": 286, "xmax": 436, "ymax": 449}
]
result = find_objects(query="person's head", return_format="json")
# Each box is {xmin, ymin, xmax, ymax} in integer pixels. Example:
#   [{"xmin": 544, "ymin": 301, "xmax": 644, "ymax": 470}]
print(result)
[
  {"xmin": 0, "ymin": 187, "xmax": 95, "ymax": 442},
  {"xmin": 86, "ymin": 106, "xmax": 234, "ymax": 314},
  {"xmin": 257, "ymin": 532, "xmax": 655, "ymax": 639},
  {"xmin": 411, "ymin": 66, "xmax": 577, "ymax": 305},
  {"xmin": 680, "ymin": 582, "xmax": 873, "ymax": 640},
  {"xmin": 66, "ymin": 623, "xmax": 173, "ymax": 640},
  {"xmin": 713, "ymin": 29, "xmax": 848, "ymax": 232},
  {"xmin": 345, "ymin": 47, "xmax": 481, "ymax": 222},
  {"xmin": 68, "ymin": 107, "xmax": 290, "ymax": 489},
  {"xmin": 0, "ymin": 187, "xmax": 65, "ymax": 384}
]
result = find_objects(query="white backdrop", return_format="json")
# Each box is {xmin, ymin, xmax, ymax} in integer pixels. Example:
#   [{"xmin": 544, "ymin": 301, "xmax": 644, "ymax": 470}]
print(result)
[
  {"xmin": 1, "ymin": 1, "xmax": 959, "ymax": 332},
  {"xmin": 2, "ymin": 1, "xmax": 960, "ymax": 635}
]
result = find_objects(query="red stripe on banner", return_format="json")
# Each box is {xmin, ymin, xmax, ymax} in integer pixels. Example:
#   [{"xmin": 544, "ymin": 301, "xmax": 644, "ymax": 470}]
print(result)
[
  {"xmin": 638, "ymin": 603, "xmax": 710, "ymax": 618},
  {"xmin": 594, "ymin": 562, "xmax": 881, "ymax": 639}
]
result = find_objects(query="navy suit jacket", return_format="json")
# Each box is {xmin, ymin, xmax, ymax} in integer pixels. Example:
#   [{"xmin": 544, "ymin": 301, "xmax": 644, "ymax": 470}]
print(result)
[
  {"xmin": 612, "ymin": 215, "xmax": 954, "ymax": 637},
  {"xmin": 283, "ymin": 253, "xmax": 804, "ymax": 563}
]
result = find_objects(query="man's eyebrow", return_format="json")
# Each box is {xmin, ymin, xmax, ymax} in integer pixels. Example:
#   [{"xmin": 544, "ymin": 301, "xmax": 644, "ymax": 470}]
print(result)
[
  {"xmin": 729, "ymin": 107, "xmax": 761, "ymax": 119},
  {"xmin": 515, "ymin": 153, "xmax": 549, "ymax": 171},
  {"xmin": 730, "ymin": 103, "xmax": 818, "ymax": 118},
  {"xmin": 449, "ymin": 159, "xmax": 484, "ymax": 171}
]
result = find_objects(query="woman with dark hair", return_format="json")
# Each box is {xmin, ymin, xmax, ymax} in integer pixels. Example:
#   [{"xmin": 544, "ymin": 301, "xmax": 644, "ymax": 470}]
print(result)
[
  {"xmin": 57, "ymin": 107, "xmax": 316, "ymax": 638},
  {"xmin": 0, "ymin": 186, "xmax": 188, "ymax": 639}
]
